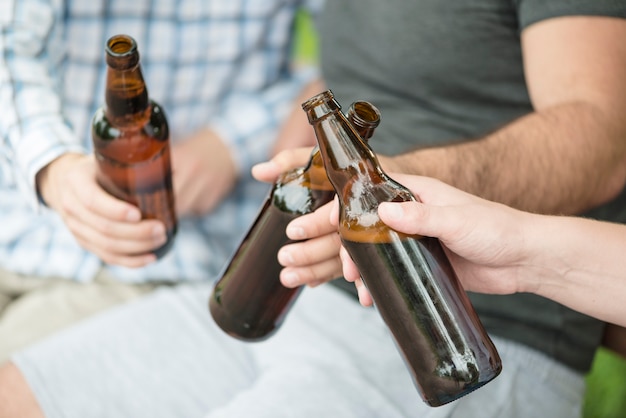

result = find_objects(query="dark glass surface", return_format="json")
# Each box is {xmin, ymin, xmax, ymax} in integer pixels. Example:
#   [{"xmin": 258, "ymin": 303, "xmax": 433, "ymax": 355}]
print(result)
[
  {"xmin": 343, "ymin": 237, "xmax": 500, "ymax": 406},
  {"xmin": 210, "ymin": 184, "xmax": 334, "ymax": 341}
]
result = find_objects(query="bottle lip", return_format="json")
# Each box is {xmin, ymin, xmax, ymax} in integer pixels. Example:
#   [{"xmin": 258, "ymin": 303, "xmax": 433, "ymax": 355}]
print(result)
[
  {"xmin": 301, "ymin": 90, "xmax": 340, "ymax": 123},
  {"xmin": 301, "ymin": 90, "xmax": 335, "ymax": 110},
  {"xmin": 105, "ymin": 34, "xmax": 139, "ymax": 69},
  {"xmin": 348, "ymin": 101, "xmax": 381, "ymax": 128}
]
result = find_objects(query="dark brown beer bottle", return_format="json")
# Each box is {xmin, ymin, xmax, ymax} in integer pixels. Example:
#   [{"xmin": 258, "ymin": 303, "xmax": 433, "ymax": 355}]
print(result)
[
  {"xmin": 209, "ymin": 100, "xmax": 381, "ymax": 341},
  {"xmin": 302, "ymin": 90, "xmax": 501, "ymax": 407},
  {"xmin": 92, "ymin": 34, "xmax": 177, "ymax": 258}
]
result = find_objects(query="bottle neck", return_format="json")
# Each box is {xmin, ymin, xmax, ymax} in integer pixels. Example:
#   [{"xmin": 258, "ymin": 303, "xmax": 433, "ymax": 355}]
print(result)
[
  {"xmin": 303, "ymin": 92, "xmax": 382, "ymax": 193},
  {"xmin": 103, "ymin": 35, "xmax": 150, "ymax": 124},
  {"xmin": 347, "ymin": 101, "xmax": 381, "ymax": 141}
]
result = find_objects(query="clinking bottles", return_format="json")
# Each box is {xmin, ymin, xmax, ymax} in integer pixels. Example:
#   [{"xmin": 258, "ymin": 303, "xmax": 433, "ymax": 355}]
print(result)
[
  {"xmin": 91, "ymin": 34, "xmax": 177, "ymax": 258},
  {"xmin": 209, "ymin": 100, "xmax": 381, "ymax": 341},
  {"xmin": 302, "ymin": 90, "xmax": 502, "ymax": 407}
]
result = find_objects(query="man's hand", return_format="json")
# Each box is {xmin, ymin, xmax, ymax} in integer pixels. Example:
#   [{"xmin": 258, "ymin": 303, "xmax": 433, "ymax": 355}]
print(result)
[
  {"xmin": 36, "ymin": 153, "xmax": 167, "ymax": 267},
  {"xmin": 252, "ymin": 147, "xmax": 344, "ymax": 288},
  {"xmin": 171, "ymin": 128, "xmax": 238, "ymax": 217}
]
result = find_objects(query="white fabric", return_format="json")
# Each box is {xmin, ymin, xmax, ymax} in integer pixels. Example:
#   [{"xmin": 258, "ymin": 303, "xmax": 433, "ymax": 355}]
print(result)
[{"xmin": 13, "ymin": 283, "xmax": 584, "ymax": 418}]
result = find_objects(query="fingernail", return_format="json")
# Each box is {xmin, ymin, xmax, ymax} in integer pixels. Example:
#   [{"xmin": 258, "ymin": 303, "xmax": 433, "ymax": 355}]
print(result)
[
  {"xmin": 281, "ymin": 271, "xmax": 299, "ymax": 287},
  {"xmin": 152, "ymin": 224, "xmax": 165, "ymax": 238},
  {"xmin": 286, "ymin": 225, "xmax": 306, "ymax": 240},
  {"xmin": 252, "ymin": 161, "xmax": 276, "ymax": 173},
  {"xmin": 277, "ymin": 248, "xmax": 294, "ymax": 265},
  {"xmin": 126, "ymin": 210, "xmax": 141, "ymax": 222},
  {"xmin": 380, "ymin": 202, "xmax": 403, "ymax": 220}
]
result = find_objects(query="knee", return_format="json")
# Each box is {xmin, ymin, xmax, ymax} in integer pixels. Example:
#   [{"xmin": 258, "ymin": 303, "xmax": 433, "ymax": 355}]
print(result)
[{"xmin": 0, "ymin": 361, "xmax": 44, "ymax": 418}]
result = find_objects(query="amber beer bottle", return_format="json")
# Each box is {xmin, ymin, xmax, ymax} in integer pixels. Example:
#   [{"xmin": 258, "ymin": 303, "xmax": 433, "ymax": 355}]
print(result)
[
  {"xmin": 302, "ymin": 90, "xmax": 502, "ymax": 407},
  {"xmin": 209, "ymin": 101, "xmax": 381, "ymax": 341},
  {"xmin": 92, "ymin": 34, "xmax": 177, "ymax": 258}
]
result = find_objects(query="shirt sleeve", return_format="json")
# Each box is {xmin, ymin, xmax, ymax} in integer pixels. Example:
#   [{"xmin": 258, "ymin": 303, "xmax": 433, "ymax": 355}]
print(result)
[
  {"xmin": 207, "ymin": 1, "xmax": 322, "ymax": 176},
  {"xmin": 0, "ymin": 1, "xmax": 87, "ymax": 209},
  {"xmin": 513, "ymin": 0, "xmax": 626, "ymax": 30},
  {"xmin": 207, "ymin": 67, "xmax": 318, "ymax": 177}
]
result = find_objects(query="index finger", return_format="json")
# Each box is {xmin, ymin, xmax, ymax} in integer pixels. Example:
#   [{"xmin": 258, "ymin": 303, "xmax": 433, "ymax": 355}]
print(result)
[
  {"xmin": 74, "ymin": 177, "xmax": 142, "ymax": 222},
  {"xmin": 285, "ymin": 200, "xmax": 336, "ymax": 240}
]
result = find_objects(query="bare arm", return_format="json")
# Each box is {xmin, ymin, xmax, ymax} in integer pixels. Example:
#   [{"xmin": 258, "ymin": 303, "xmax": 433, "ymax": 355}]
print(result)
[
  {"xmin": 387, "ymin": 16, "xmax": 626, "ymax": 214},
  {"xmin": 528, "ymin": 214, "xmax": 626, "ymax": 327}
]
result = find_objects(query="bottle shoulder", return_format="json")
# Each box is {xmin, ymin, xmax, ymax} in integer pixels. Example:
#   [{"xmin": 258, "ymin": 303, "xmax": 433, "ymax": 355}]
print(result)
[
  {"xmin": 92, "ymin": 100, "xmax": 169, "ymax": 142},
  {"xmin": 338, "ymin": 175, "xmax": 415, "ymax": 242},
  {"xmin": 144, "ymin": 100, "xmax": 169, "ymax": 141}
]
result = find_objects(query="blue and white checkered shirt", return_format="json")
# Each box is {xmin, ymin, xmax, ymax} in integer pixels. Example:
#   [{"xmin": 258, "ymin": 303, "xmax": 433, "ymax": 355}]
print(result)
[{"xmin": 0, "ymin": 0, "xmax": 321, "ymax": 283}]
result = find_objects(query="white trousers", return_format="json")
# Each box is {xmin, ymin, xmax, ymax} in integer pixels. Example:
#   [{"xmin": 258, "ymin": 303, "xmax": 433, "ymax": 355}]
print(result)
[{"xmin": 13, "ymin": 282, "xmax": 584, "ymax": 418}]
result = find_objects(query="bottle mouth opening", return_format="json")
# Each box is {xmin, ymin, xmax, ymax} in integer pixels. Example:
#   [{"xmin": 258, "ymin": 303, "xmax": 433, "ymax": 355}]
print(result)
[
  {"xmin": 105, "ymin": 34, "xmax": 140, "ymax": 69},
  {"xmin": 301, "ymin": 90, "xmax": 340, "ymax": 123},
  {"xmin": 350, "ymin": 101, "xmax": 381, "ymax": 125},
  {"xmin": 106, "ymin": 34, "xmax": 137, "ymax": 57}
]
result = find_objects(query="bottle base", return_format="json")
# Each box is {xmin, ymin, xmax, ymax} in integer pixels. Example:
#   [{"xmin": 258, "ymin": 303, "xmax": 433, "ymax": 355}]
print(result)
[{"xmin": 422, "ymin": 365, "xmax": 502, "ymax": 407}]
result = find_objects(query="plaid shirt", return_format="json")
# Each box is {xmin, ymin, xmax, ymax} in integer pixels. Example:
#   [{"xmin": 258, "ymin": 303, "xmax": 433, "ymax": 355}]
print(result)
[{"xmin": 0, "ymin": 0, "xmax": 321, "ymax": 283}]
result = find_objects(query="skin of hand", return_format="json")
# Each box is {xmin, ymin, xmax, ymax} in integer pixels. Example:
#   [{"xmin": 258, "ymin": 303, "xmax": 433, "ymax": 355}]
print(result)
[
  {"xmin": 336, "ymin": 174, "xmax": 532, "ymax": 306},
  {"xmin": 36, "ymin": 153, "xmax": 167, "ymax": 267},
  {"xmin": 170, "ymin": 128, "xmax": 237, "ymax": 217},
  {"xmin": 252, "ymin": 147, "xmax": 344, "ymax": 287}
]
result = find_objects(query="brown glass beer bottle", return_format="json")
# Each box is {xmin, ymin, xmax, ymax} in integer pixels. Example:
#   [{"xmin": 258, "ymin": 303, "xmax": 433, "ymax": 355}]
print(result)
[
  {"xmin": 209, "ymin": 100, "xmax": 380, "ymax": 341},
  {"xmin": 91, "ymin": 34, "xmax": 177, "ymax": 258},
  {"xmin": 302, "ymin": 90, "xmax": 501, "ymax": 407}
]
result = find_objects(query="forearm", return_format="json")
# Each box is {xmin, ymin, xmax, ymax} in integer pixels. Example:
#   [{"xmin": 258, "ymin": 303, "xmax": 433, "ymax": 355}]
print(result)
[
  {"xmin": 389, "ymin": 17, "xmax": 626, "ymax": 216},
  {"xmin": 0, "ymin": 1, "xmax": 85, "ymax": 207},
  {"xmin": 522, "ymin": 214, "xmax": 626, "ymax": 326},
  {"xmin": 388, "ymin": 101, "xmax": 626, "ymax": 215}
]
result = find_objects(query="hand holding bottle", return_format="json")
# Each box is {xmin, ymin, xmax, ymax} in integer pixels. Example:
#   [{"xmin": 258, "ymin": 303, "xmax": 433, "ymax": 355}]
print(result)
[
  {"xmin": 341, "ymin": 173, "xmax": 626, "ymax": 329},
  {"xmin": 36, "ymin": 153, "xmax": 168, "ymax": 267},
  {"xmin": 252, "ymin": 149, "xmax": 342, "ymax": 287},
  {"xmin": 252, "ymin": 147, "xmax": 342, "ymax": 287},
  {"xmin": 337, "ymin": 174, "xmax": 528, "ymax": 306}
]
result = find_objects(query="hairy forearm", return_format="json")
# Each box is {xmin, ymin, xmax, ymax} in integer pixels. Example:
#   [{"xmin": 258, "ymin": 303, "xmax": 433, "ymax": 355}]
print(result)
[
  {"xmin": 523, "ymin": 214, "xmax": 626, "ymax": 327},
  {"xmin": 388, "ymin": 101, "xmax": 626, "ymax": 215}
]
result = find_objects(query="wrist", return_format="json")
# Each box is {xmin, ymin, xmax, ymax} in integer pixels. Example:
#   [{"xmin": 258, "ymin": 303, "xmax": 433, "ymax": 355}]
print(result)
[
  {"xmin": 36, "ymin": 153, "xmax": 85, "ymax": 207},
  {"xmin": 515, "ymin": 212, "xmax": 566, "ymax": 296}
]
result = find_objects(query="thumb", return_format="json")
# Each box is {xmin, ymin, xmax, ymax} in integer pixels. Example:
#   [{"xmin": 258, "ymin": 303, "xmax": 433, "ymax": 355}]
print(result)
[{"xmin": 378, "ymin": 201, "xmax": 460, "ymax": 240}]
